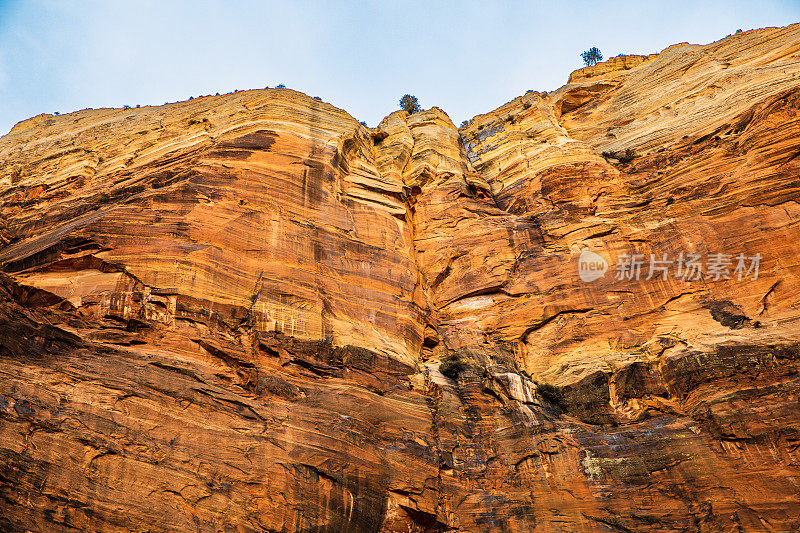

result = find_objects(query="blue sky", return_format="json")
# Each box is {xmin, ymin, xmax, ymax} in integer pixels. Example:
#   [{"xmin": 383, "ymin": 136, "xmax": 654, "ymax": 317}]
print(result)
[{"xmin": 0, "ymin": 0, "xmax": 798, "ymax": 135}]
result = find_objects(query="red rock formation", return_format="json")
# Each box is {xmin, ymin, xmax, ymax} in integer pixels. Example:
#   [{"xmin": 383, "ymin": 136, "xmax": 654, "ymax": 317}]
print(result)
[{"xmin": 1, "ymin": 24, "xmax": 800, "ymax": 532}]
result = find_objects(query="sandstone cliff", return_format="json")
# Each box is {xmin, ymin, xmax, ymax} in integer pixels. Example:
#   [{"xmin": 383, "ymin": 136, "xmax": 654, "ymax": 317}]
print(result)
[{"xmin": 1, "ymin": 23, "xmax": 800, "ymax": 532}]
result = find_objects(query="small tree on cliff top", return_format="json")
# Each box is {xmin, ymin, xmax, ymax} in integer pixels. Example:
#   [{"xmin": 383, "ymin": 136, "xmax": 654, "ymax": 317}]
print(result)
[
  {"xmin": 399, "ymin": 94, "xmax": 421, "ymax": 114},
  {"xmin": 581, "ymin": 47, "xmax": 603, "ymax": 67}
]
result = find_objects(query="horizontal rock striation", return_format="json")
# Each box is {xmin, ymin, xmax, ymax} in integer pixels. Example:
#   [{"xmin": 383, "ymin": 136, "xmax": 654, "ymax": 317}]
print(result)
[{"xmin": 1, "ymin": 23, "xmax": 800, "ymax": 532}]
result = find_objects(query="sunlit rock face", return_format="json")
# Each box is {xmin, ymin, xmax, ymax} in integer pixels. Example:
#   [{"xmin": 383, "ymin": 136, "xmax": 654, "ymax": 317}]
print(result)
[{"xmin": 1, "ymin": 23, "xmax": 800, "ymax": 532}]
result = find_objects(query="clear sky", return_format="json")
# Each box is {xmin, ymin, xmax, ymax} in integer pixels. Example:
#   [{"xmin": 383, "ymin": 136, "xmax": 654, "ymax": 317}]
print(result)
[{"xmin": 1, "ymin": 0, "xmax": 798, "ymax": 136}]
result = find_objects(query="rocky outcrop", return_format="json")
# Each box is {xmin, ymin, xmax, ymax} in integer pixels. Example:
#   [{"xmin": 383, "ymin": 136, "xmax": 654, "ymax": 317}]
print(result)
[
  {"xmin": 567, "ymin": 53, "xmax": 657, "ymax": 84},
  {"xmin": 1, "ymin": 23, "xmax": 800, "ymax": 532}
]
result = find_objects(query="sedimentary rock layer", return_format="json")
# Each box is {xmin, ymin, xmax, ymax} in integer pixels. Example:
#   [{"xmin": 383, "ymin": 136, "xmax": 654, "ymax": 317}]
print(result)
[{"xmin": 1, "ymin": 23, "xmax": 800, "ymax": 532}]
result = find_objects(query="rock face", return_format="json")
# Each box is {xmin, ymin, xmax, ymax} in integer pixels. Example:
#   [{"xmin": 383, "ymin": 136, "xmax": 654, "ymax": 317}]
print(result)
[{"xmin": 1, "ymin": 24, "xmax": 800, "ymax": 532}]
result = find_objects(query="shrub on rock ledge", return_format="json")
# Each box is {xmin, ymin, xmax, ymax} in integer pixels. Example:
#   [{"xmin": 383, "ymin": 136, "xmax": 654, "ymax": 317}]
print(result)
[
  {"xmin": 399, "ymin": 94, "xmax": 421, "ymax": 114},
  {"xmin": 581, "ymin": 47, "xmax": 603, "ymax": 67}
]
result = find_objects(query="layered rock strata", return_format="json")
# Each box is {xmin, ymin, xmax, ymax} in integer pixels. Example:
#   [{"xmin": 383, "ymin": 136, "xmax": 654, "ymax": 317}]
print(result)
[{"xmin": 1, "ymin": 23, "xmax": 800, "ymax": 532}]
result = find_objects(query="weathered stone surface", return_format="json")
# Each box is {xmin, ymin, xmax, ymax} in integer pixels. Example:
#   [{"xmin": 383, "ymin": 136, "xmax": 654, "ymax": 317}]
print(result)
[{"xmin": 1, "ymin": 24, "xmax": 800, "ymax": 532}]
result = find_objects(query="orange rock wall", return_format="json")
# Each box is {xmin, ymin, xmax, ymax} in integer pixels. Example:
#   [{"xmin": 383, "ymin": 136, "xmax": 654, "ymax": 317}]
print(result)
[{"xmin": 1, "ymin": 23, "xmax": 800, "ymax": 532}]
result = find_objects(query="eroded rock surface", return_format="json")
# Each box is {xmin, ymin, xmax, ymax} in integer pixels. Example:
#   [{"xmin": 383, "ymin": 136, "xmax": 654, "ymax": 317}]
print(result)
[{"xmin": 1, "ymin": 24, "xmax": 800, "ymax": 532}]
